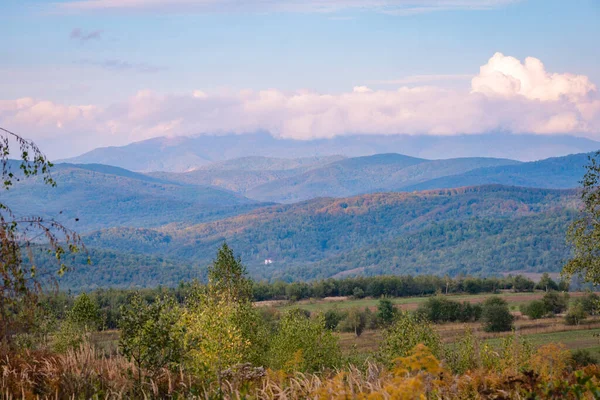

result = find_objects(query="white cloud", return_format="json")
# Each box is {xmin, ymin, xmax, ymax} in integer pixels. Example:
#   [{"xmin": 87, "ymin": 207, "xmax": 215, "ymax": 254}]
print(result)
[
  {"xmin": 472, "ymin": 52, "xmax": 597, "ymax": 101},
  {"xmin": 54, "ymin": 0, "xmax": 520, "ymax": 14},
  {"xmin": 1, "ymin": 53, "xmax": 598, "ymax": 155}
]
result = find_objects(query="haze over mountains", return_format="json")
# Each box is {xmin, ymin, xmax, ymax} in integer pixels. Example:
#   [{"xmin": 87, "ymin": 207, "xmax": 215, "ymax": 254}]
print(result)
[{"xmin": 60, "ymin": 133, "xmax": 600, "ymax": 172}]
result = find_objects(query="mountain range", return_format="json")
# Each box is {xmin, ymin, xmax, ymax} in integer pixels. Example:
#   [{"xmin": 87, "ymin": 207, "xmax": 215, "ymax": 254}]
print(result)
[
  {"xmin": 59, "ymin": 132, "xmax": 600, "ymax": 172},
  {"xmin": 8, "ymin": 146, "xmax": 596, "ymax": 289}
]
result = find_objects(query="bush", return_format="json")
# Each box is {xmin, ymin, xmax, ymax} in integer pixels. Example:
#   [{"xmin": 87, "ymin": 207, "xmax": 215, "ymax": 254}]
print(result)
[
  {"xmin": 571, "ymin": 349, "xmax": 599, "ymax": 367},
  {"xmin": 418, "ymin": 296, "xmax": 482, "ymax": 323},
  {"xmin": 542, "ymin": 291, "xmax": 569, "ymax": 315},
  {"xmin": 119, "ymin": 294, "xmax": 183, "ymax": 381},
  {"xmin": 338, "ymin": 308, "xmax": 367, "ymax": 337},
  {"xmin": 323, "ymin": 308, "xmax": 346, "ymax": 330},
  {"xmin": 521, "ymin": 300, "xmax": 547, "ymax": 319},
  {"xmin": 379, "ymin": 311, "xmax": 443, "ymax": 363},
  {"xmin": 481, "ymin": 297, "xmax": 514, "ymax": 332},
  {"xmin": 565, "ymin": 302, "xmax": 587, "ymax": 325},
  {"xmin": 268, "ymin": 309, "xmax": 340, "ymax": 372}
]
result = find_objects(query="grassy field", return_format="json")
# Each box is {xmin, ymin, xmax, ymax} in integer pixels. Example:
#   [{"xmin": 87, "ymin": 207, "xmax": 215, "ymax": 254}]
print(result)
[
  {"xmin": 263, "ymin": 291, "xmax": 596, "ymax": 357},
  {"xmin": 265, "ymin": 291, "xmax": 586, "ymax": 313}
]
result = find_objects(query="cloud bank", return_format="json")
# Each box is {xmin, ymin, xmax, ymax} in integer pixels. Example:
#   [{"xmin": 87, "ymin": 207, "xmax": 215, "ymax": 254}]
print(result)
[
  {"xmin": 1, "ymin": 53, "xmax": 598, "ymax": 153},
  {"xmin": 54, "ymin": 0, "xmax": 519, "ymax": 14}
]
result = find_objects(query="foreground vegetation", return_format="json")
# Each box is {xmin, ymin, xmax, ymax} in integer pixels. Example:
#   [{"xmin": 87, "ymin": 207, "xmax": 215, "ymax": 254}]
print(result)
[{"xmin": 4, "ymin": 245, "xmax": 600, "ymax": 398}]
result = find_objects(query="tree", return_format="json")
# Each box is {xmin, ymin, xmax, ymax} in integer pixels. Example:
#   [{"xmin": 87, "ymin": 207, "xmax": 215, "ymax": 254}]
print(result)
[
  {"xmin": 535, "ymin": 273, "xmax": 559, "ymax": 292},
  {"xmin": 565, "ymin": 301, "xmax": 587, "ymax": 326},
  {"xmin": 481, "ymin": 297, "xmax": 514, "ymax": 332},
  {"xmin": 119, "ymin": 294, "xmax": 183, "ymax": 385},
  {"xmin": 68, "ymin": 293, "xmax": 102, "ymax": 331},
  {"xmin": 581, "ymin": 292, "xmax": 600, "ymax": 315},
  {"xmin": 339, "ymin": 307, "xmax": 367, "ymax": 337},
  {"xmin": 542, "ymin": 291, "xmax": 569, "ymax": 315},
  {"xmin": 565, "ymin": 151, "xmax": 600, "ymax": 284},
  {"xmin": 268, "ymin": 309, "xmax": 340, "ymax": 372},
  {"xmin": 181, "ymin": 245, "xmax": 269, "ymax": 377},
  {"xmin": 0, "ymin": 127, "xmax": 84, "ymax": 343},
  {"xmin": 207, "ymin": 242, "xmax": 252, "ymax": 303},
  {"xmin": 376, "ymin": 297, "xmax": 397, "ymax": 327}
]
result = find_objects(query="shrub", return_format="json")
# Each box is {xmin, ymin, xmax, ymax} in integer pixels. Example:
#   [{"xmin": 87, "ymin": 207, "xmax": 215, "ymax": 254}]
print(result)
[
  {"xmin": 481, "ymin": 297, "xmax": 514, "ymax": 332},
  {"xmin": 119, "ymin": 293, "xmax": 183, "ymax": 381},
  {"xmin": 379, "ymin": 311, "xmax": 443, "ymax": 363},
  {"xmin": 323, "ymin": 308, "xmax": 346, "ymax": 330},
  {"xmin": 542, "ymin": 291, "xmax": 569, "ymax": 315},
  {"xmin": 521, "ymin": 300, "xmax": 547, "ymax": 319},
  {"xmin": 268, "ymin": 309, "xmax": 340, "ymax": 372},
  {"xmin": 417, "ymin": 297, "xmax": 482, "ymax": 323},
  {"xmin": 565, "ymin": 302, "xmax": 587, "ymax": 325},
  {"xmin": 571, "ymin": 349, "xmax": 599, "ymax": 367}
]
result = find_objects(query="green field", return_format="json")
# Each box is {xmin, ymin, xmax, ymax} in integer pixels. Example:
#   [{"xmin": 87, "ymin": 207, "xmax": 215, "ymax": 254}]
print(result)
[{"xmin": 273, "ymin": 291, "xmax": 577, "ymax": 313}]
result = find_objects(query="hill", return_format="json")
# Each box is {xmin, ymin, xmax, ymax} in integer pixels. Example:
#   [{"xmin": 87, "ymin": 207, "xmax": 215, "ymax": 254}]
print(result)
[
  {"xmin": 150, "ymin": 155, "xmax": 346, "ymax": 193},
  {"xmin": 246, "ymin": 155, "xmax": 519, "ymax": 203},
  {"xmin": 60, "ymin": 133, "xmax": 600, "ymax": 172},
  {"xmin": 404, "ymin": 153, "xmax": 590, "ymax": 191},
  {"xmin": 80, "ymin": 185, "xmax": 579, "ymax": 283},
  {"xmin": 1, "ymin": 163, "xmax": 263, "ymax": 232}
]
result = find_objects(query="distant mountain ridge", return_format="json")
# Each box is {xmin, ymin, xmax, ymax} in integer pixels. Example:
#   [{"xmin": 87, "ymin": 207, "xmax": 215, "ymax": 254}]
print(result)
[
  {"xmin": 1, "ymin": 162, "xmax": 264, "ymax": 232},
  {"xmin": 59, "ymin": 132, "xmax": 600, "ymax": 172},
  {"xmin": 245, "ymin": 155, "xmax": 521, "ymax": 203}
]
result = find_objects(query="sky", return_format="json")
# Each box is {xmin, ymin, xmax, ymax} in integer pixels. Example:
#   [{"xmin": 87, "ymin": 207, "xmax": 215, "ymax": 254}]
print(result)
[{"xmin": 1, "ymin": 0, "xmax": 599, "ymax": 158}]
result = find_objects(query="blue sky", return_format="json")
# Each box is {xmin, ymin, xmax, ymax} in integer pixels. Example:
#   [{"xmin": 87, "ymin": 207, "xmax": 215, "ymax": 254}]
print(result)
[{"xmin": 1, "ymin": 0, "xmax": 599, "ymax": 157}]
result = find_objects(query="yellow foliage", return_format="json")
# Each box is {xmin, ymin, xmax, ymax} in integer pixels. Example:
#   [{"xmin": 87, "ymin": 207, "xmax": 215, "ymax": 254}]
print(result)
[{"xmin": 529, "ymin": 343, "xmax": 570, "ymax": 380}]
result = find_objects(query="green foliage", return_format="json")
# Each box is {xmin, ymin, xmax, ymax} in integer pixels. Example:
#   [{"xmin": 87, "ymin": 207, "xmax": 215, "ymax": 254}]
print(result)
[
  {"xmin": 535, "ymin": 273, "xmax": 559, "ymax": 291},
  {"xmin": 581, "ymin": 292, "xmax": 600, "ymax": 315},
  {"xmin": 67, "ymin": 293, "xmax": 102, "ymax": 331},
  {"xmin": 268, "ymin": 309, "xmax": 340, "ymax": 372},
  {"xmin": 565, "ymin": 151, "xmax": 600, "ymax": 284},
  {"xmin": 0, "ymin": 127, "xmax": 84, "ymax": 344},
  {"xmin": 379, "ymin": 311, "xmax": 443, "ymax": 363},
  {"xmin": 179, "ymin": 293, "xmax": 251, "ymax": 377},
  {"xmin": 521, "ymin": 300, "xmax": 547, "ymax": 319},
  {"xmin": 542, "ymin": 291, "xmax": 570, "ymax": 315},
  {"xmin": 417, "ymin": 296, "xmax": 482, "ymax": 323},
  {"xmin": 565, "ymin": 301, "xmax": 587, "ymax": 325},
  {"xmin": 376, "ymin": 297, "xmax": 397, "ymax": 327},
  {"xmin": 481, "ymin": 297, "xmax": 514, "ymax": 332},
  {"xmin": 323, "ymin": 308, "xmax": 346, "ymax": 330},
  {"xmin": 207, "ymin": 242, "xmax": 252, "ymax": 303},
  {"xmin": 571, "ymin": 349, "xmax": 599, "ymax": 367},
  {"xmin": 446, "ymin": 328, "xmax": 479, "ymax": 374},
  {"xmin": 338, "ymin": 307, "xmax": 367, "ymax": 337},
  {"xmin": 512, "ymin": 275, "xmax": 535, "ymax": 292},
  {"xmin": 119, "ymin": 293, "xmax": 183, "ymax": 379},
  {"xmin": 81, "ymin": 186, "xmax": 577, "ymax": 284}
]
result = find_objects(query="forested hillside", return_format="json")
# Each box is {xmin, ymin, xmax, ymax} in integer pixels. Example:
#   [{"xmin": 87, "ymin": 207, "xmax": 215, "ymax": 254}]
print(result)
[
  {"xmin": 405, "ymin": 152, "xmax": 591, "ymax": 191},
  {"xmin": 245, "ymin": 155, "xmax": 519, "ymax": 203},
  {"xmin": 145, "ymin": 152, "xmax": 588, "ymax": 204},
  {"xmin": 67, "ymin": 185, "xmax": 579, "ymax": 285},
  {"xmin": 0, "ymin": 163, "xmax": 263, "ymax": 232}
]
